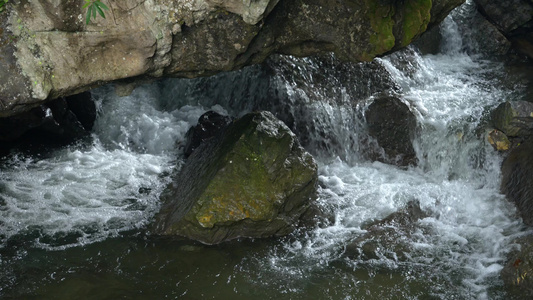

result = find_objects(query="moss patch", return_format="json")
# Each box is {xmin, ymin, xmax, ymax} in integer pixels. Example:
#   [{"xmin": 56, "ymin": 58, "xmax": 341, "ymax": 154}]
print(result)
[
  {"xmin": 400, "ymin": 0, "xmax": 432, "ymax": 47},
  {"xmin": 363, "ymin": 0, "xmax": 396, "ymax": 61}
]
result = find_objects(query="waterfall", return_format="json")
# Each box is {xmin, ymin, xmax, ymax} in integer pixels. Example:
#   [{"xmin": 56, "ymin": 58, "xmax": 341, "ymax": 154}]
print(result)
[{"xmin": 1, "ymin": 1, "xmax": 531, "ymax": 299}]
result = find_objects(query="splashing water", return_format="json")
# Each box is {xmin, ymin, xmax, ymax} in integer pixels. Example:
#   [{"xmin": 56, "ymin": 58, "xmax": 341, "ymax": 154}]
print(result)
[{"xmin": 1, "ymin": 2, "xmax": 532, "ymax": 299}]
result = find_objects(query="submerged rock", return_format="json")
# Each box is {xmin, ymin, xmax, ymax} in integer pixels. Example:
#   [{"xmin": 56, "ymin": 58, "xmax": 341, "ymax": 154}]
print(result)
[
  {"xmin": 501, "ymin": 234, "xmax": 533, "ymax": 298},
  {"xmin": 365, "ymin": 96, "xmax": 418, "ymax": 167},
  {"xmin": 501, "ymin": 137, "xmax": 533, "ymax": 226},
  {"xmin": 154, "ymin": 111, "xmax": 318, "ymax": 244},
  {"xmin": 344, "ymin": 200, "xmax": 428, "ymax": 261},
  {"xmin": 183, "ymin": 111, "xmax": 232, "ymax": 157}
]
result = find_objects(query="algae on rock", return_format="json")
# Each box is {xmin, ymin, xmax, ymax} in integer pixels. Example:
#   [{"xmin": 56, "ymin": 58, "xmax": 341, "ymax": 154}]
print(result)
[{"xmin": 154, "ymin": 111, "xmax": 318, "ymax": 244}]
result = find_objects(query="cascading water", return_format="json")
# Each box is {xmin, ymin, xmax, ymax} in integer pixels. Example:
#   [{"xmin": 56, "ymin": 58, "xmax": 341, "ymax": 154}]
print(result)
[{"xmin": 1, "ymin": 1, "xmax": 532, "ymax": 299}]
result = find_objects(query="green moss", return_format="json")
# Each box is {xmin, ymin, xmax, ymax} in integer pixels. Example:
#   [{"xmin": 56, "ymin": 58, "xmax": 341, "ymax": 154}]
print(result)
[
  {"xmin": 192, "ymin": 134, "xmax": 278, "ymax": 228},
  {"xmin": 183, "ymin": 114, "xmax": 296, "ymax": 229},
  {"xmin": 363, "ymin": 0, "xmax": 396, "ymax": 61},
  {"xmin": 400, "ymin": 0, "xmax": 432, "ymax": 47}
]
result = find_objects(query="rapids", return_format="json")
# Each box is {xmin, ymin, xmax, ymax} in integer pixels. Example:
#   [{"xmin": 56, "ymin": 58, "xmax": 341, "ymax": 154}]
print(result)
[{"xmin": 1, "ymin": 1, "xmax": 532, "ymax": 299}]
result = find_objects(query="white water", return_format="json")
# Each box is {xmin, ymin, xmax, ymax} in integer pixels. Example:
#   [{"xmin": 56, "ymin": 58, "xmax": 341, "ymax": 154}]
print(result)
[{"xmin": 0, "ymin": 1, "xmax": 531, "ymax": 298}]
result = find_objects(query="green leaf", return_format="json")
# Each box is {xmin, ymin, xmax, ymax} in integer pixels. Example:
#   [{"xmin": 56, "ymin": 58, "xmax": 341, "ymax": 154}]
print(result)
[
  {"xmin": 96, "ymin": 1, "xmax": 109, "ymax": 11},
  {"xmin": 86, "ymin": 6, "xmax": 92, "ymax": 25},
  {"xmin": 92, "ymin": 4, "xmax": 97, "ymax": 19},
  {"xmin": 82, "ymin": 2, "xmax": 91, "ymax": 9},
  {"xmin": 95, "ymin": 5, "xmax": 105, "ymax": 19}
]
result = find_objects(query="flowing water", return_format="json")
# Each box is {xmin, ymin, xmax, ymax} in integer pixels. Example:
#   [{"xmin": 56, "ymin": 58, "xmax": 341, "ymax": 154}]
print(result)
[{"xmin": 1, "ymin": 2, "xmax": 533, "ymax": 299}]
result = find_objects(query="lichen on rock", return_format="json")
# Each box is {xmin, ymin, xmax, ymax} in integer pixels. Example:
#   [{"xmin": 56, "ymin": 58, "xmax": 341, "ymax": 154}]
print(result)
[
  {"xmin": 0, "ymin": 0, "xmax": 465, "ymax": 117},
  {"xmin": 153, "ymin": 111, "xmax": 318, "ymax": 244}
]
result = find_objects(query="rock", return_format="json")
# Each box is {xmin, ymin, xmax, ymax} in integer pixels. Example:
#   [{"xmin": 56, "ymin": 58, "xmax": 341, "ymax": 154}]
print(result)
[
  {"xmin": 0, "ymin": 0, "xmax": 465, "ymax": 117},
  {"xmin": 64, "ymin": 91, "xmax": 97, "ymax": 131},
  {"xmin": 501, "ymin": 235, "xmax": 533, "ymax": 298},
  {"xmin": 487, "ymin": 129, "xmax": 511, "ymax": 151},
  {"xmin": 474, "ymin": 0, "xmax": 533, "ymax": 58},
  {"xmin": 153, "ymin": 111, "xmax": 318, "ymax": 244},
  {"xmin": 0, "ymin": 92, "xmax": 95, "ymax": 143},
  {"xmin": 0, "ymin": 92, "xmax": 96, "ymax": 157},
  {"xmin": 491, "ymin": 101, "xmax": 533, "ymax": 138},
  {"xmin": 451, "ymin": 1, "xmax": 511, "ymax": 56},
  {"xmin": 344, "ymin": 200, "xmax": 428, "ymax": 261},
  {"xmin": 413, "ymin": 25, "xmax": 442, "ymax": 55},
  {"xmin": 501, "ymin": 137, "xmax": 533, "ymax": 226},
  {"xmin": 365, "ymin": 96, "xmax": 418, "ymax": 167},
  {"xmin": 183, "ymin": 111, "xmax": 233, "ymax": 158}
]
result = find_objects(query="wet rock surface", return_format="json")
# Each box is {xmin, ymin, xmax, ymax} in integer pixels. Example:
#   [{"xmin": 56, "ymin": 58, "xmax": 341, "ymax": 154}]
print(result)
[
  {"xmin": 474, "ymin": 0, "xmax": 533, "ymax": 58},
  {"xmin": 365, "ymin": 96, "xmax": 418, "ymax": 167},
  {"xmin": 0, "ymin": 0, "xmax": 465, "ymax": 117},
  {"xmin": 501, "ymin": 234, "xmax": 533, "ymax": 298},
  {"xmin": 0, "ymin": 92, "xmax": 96, "ymax": 157},
  {"xmin": 154, "ymin": 111, "xmax": 318, "ymax": 244},
  {"xmin": 491, "ymin": 100, "xmax": 533, "ymax": 138},
  {"xmin": 183, "ymin": 111, "xmax": 232, "ymax": 158},
  {"xmin": 344, "ymin": 200, "xmax": 429, "ymax": 261},
  {"xmin": 501, "ymin": 137, "xmax": 533, "ymax": 226}
]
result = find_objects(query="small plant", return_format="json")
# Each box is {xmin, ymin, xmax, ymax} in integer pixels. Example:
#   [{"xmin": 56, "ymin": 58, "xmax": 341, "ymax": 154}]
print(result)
[
  {"xmin": 83, "ymin": 0, "xmax": 109, "ymax": 25},
  {"xmin": 0, "ymin": 0, "xmax": 8, "ymax": 13}
]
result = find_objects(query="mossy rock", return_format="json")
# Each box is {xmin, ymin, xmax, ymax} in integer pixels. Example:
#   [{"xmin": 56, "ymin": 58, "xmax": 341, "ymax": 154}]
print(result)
[{"xmin": 153, "ymin": 111, "xmax": 318, "ymax": 244}]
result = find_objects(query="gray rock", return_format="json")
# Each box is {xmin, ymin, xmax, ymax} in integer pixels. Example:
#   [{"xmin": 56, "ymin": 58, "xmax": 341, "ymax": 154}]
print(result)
[
  {"xmin": 183, "ymin": 111, "xmax": 232, "ymax": 158},
  {"xmin": 365, "ymin": 96, "xmax": 418, "ymax": 167},
  {"xmin": 501, "ymin": 234, "xmax": 533, "ymax": 298},
  {"xmin": 0, "ymin": 0, "xmax": 465, "ymax": 117},
  {"xmin": 153, "ymin": 111, "xmax": 318, "ymax": 244},
  {"xmin": 491, "ymin": 100, "xmax": 533, "ymax": 138},
  {"xmin": 501, "ymin": 137, "xmax": 533, "ymax": 226},
  {"xmin": 474, "ymin": 0, "xmax": 533, "ymax": 58}
]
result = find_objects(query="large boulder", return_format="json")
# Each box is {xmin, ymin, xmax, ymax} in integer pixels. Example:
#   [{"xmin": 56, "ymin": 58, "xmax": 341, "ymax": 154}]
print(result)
[
  {"xmin": 501, "ymin": 137, "xmax": 533, "ymax": 226},
  {"xmin": 364, "ymin": 96, "xmax": 418, "ymax": 167},
  {"xmin": 474, "ymin": 0, "xmax": 533, "ymax": 58},
  {"xmin": 501, "ymin": 235, "xmax": 533, "ymax": 298},
  {"xmin": 153, "ymin": 111, "xmax": 318, "ymax": 244},
  {"xmin": 0, "ymin": 0, "xmax": 465, "ymax": 117}
]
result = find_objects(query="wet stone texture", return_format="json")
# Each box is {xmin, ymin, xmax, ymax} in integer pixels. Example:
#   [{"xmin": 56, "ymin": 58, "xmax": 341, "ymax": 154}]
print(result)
[
  {"xmin": 501, "ymin": 137, "xmax": 533, "ymax": 227},
  {"xmin": 0, "ymin": 0, "xmax": 464, "ymax": 117},
  {"xmin": 153, "ymin": 111, "xmax": 318, "ymax": 244},
  {"xmin": 365, "ymin": 96, "xmax": 418, "ymax": 167},
  {"xmin": 501, "ymin": 234, "xmax": 533, "ymax": 299}
]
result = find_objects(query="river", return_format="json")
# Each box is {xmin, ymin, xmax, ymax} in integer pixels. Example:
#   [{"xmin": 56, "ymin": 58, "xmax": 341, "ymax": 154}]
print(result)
[{"xmin": 1, "ymin": 1, "xmax": 532, "ymax": 299}]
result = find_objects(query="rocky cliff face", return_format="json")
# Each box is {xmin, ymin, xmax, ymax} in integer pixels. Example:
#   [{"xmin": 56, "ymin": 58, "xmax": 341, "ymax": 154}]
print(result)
[{"xmin": 0, "ymin": 0, "xmax": 464, "ymax": 117}]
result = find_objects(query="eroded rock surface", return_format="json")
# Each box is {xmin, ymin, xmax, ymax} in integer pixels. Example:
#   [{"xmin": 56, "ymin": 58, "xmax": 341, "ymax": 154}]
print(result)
[
  {"xmin": 0, "ymin": 0, "xmax": 464, "ymax": 117},
  {"xmin": 153, "ymin": 111, "xmax": 318, "ymax": 244}
]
